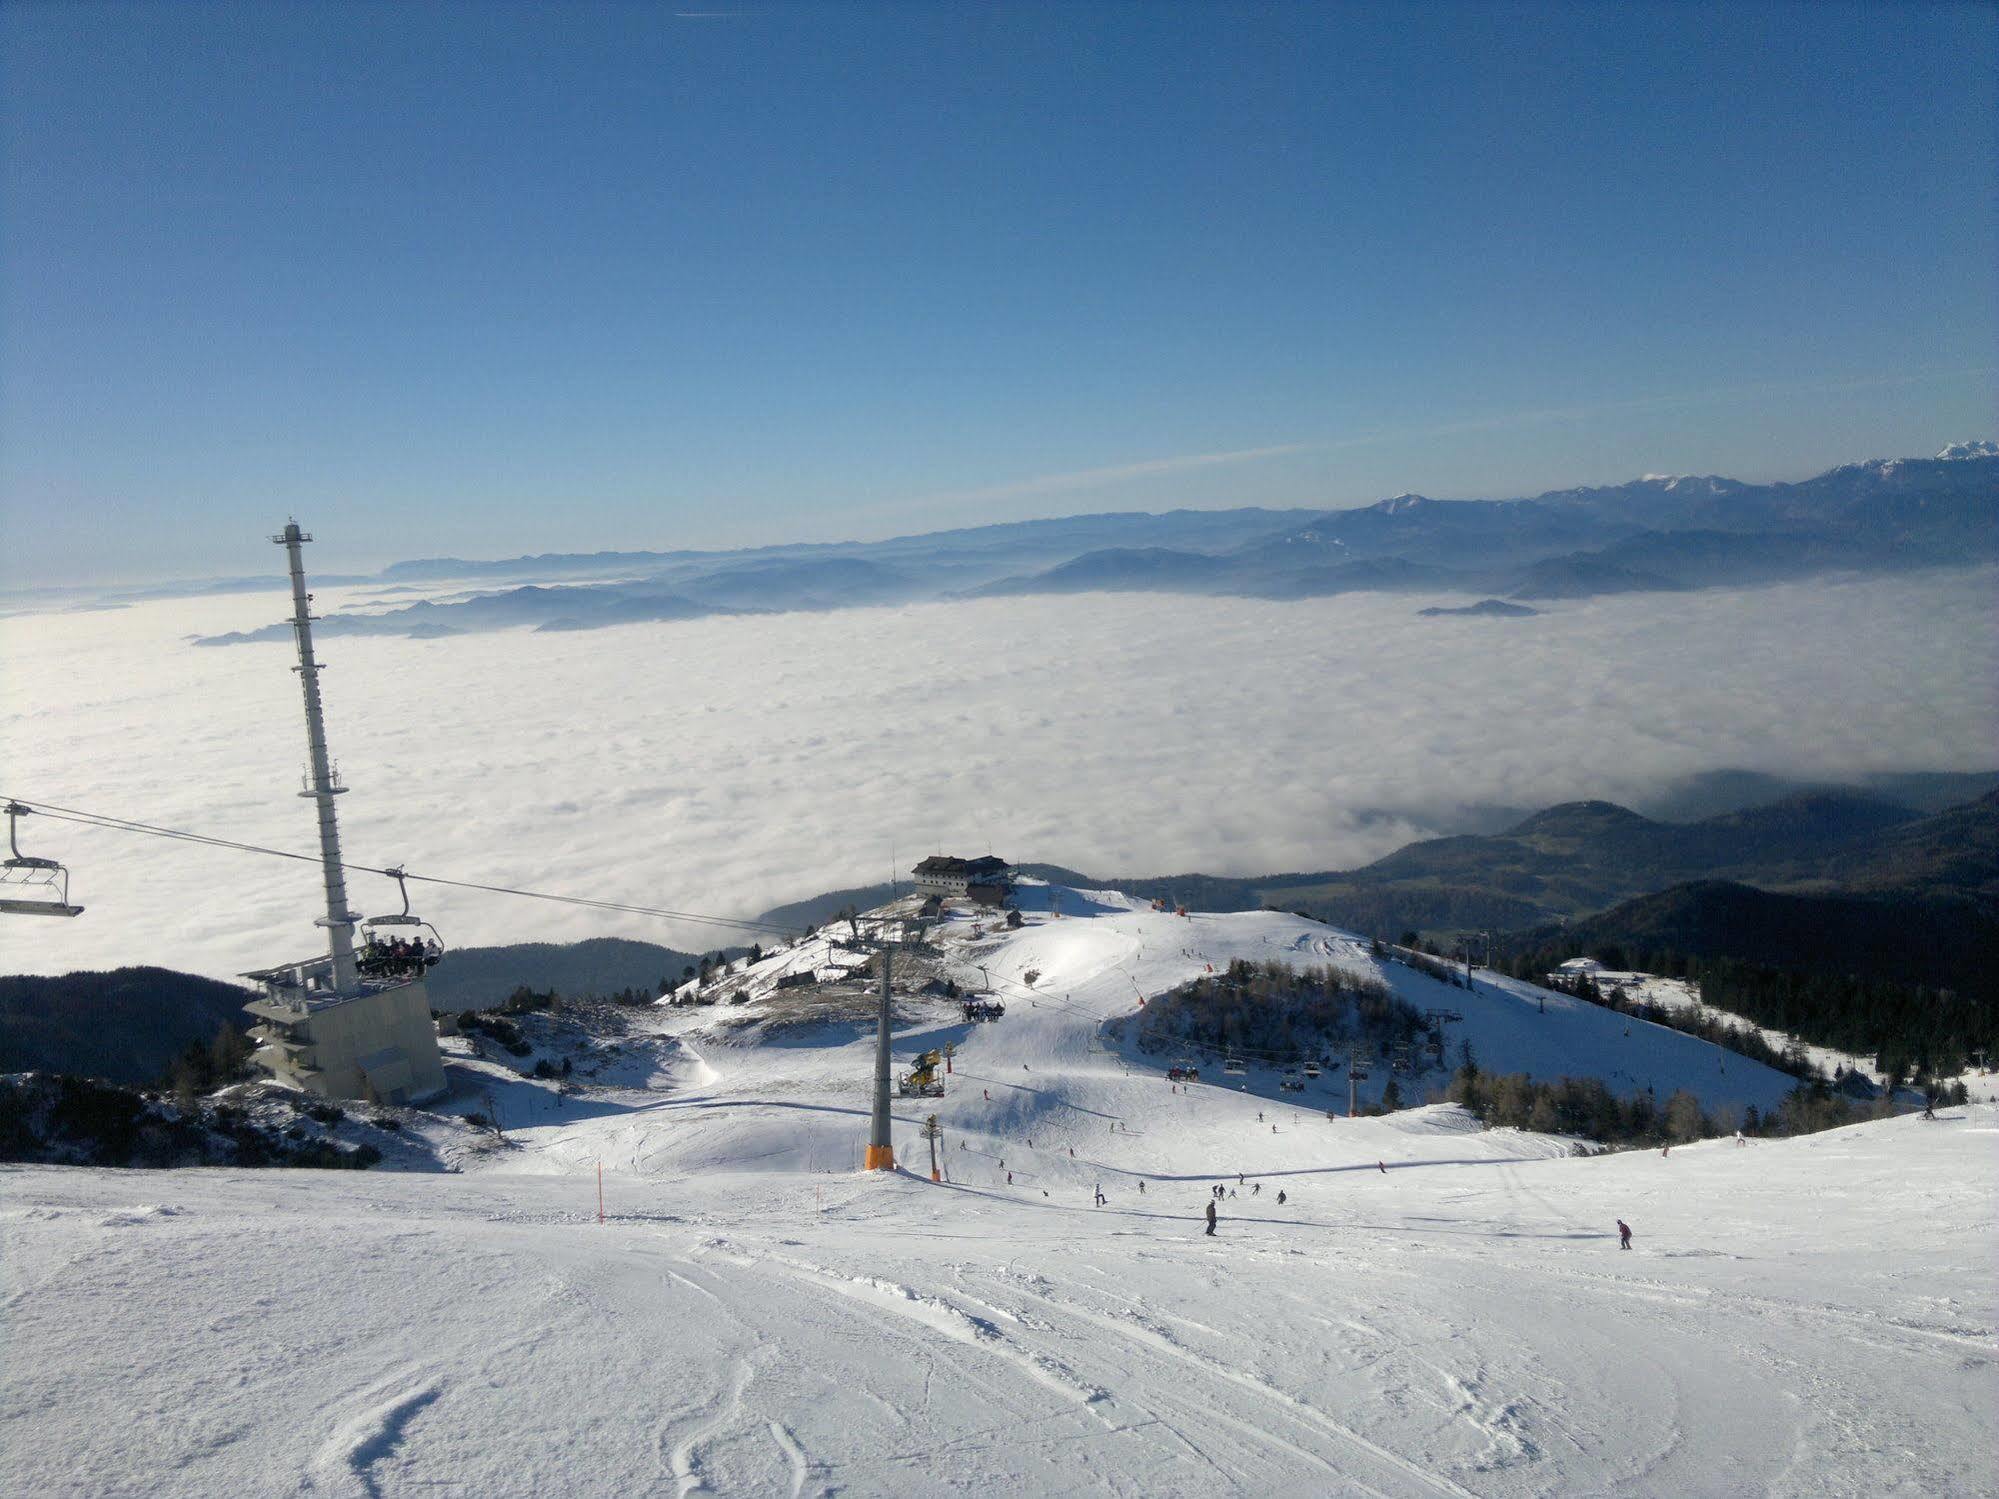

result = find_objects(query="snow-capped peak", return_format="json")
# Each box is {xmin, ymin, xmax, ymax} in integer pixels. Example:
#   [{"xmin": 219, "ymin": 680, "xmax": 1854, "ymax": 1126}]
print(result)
[{"xmin": 1937, "ymin": 439, "xmax": 1998, "ymax": 461}]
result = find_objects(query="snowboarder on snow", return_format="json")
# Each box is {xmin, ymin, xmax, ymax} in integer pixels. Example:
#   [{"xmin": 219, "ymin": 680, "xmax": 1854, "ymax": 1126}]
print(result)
[
  {"xmin": 1205, "ymin": 1198, "xmax": 1217, "ymax": 1236},
  {"xmin": 1277, "ymin": 1190, "xmax": 1286, "ymax": 1206},
  {"xmin": 1138, "ymin": 1180, "xmax": 1145, "ymax": 1195},
  {"xmin": 1617, "ymin": 1219, "xmax": 1632, "ymax": 1250}
]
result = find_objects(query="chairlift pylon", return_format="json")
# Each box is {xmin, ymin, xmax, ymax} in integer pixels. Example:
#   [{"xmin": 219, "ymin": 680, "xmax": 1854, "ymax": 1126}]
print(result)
[
  {"xmin": 0, "ymin": 802, "xmax": 83, "ymax": 918},
  {"xmin": 357, "ymin": 865, "xmax": 443, "ymax": 981}
]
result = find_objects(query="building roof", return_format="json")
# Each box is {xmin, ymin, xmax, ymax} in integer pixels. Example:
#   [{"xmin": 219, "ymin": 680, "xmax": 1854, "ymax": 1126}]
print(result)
[{"xmin": 913, "ymin": 854, "xmax": 1010, "ymax": 877}]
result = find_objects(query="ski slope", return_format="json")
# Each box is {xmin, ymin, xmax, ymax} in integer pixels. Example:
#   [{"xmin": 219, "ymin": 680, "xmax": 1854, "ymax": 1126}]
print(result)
[{"xmin": 2, "ymin": 886, "xmax": 1992, "ymax": 1496}]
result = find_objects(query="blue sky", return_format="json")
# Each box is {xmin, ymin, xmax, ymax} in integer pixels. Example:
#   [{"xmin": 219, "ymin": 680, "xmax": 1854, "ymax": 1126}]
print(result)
[{"xmin": 3, "ymin": 0, "xmax": 1993, "ymax": 581}]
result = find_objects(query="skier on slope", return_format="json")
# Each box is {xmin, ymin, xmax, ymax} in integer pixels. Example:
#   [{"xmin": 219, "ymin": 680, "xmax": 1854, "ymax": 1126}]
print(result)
[
  {"xmin": 1277, "ymin": 1190, "xmax": 1286, "ymax": 1206},
  {"xmin": 1205, "ymin": 1198, "xmax": 1218, "ymax": 1236},
  {"xmin": 1617, "ymin": 1219, "xmax": 1633, "ymax": 1250}
]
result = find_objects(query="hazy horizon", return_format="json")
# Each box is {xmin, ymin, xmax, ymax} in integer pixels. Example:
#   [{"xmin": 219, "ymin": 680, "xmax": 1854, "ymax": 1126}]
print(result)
[{"xmin": 9, "ymin": 433, "xmax": 1993, "ymax": 595}]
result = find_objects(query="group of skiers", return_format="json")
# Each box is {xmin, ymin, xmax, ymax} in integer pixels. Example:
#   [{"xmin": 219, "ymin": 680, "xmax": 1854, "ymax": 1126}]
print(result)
[
  {"xmin": 1199, "ymin": 1177, "xmax": 1288, "ymax": 1233},
  {"xmin": 358, "ymin": 935, "xmax": 436, "ymax": 977}
]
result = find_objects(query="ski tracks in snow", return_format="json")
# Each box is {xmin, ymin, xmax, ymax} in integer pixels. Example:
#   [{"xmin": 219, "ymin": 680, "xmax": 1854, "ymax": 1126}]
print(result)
[
  {"xmin": 665, "ymin": 1355, "xmax": 754, "ymax": 1499},
  {"xmin": 978, "ymin": 1268, "xmax": 1478, "ymax": 1498},
  {"xmin": 765, "ymin": 1251, "xmax": 1113, "ymax": 1413},
  {"xmin": 300, "ymin": 1369, "xmax": 443, "ymax": 1499}
]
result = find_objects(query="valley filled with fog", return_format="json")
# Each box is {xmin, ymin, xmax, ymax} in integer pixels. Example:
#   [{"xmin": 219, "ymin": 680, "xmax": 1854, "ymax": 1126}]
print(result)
[{"xmin": 3, "ymin": 566, "xmax": 1993, "ymax": 980}]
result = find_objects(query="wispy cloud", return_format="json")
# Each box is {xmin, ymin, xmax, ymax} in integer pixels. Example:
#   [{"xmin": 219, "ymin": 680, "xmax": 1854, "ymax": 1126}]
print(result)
[
  {"xmin": 1318, "ymin": 366, "xmax": 1999, "ymax": 459},
  {"xmin": 924, "ymin": 443, "xmax": 1312, "ymax": 507}
]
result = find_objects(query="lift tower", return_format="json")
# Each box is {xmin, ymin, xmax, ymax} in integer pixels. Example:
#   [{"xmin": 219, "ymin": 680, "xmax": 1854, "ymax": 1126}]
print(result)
[
  {"xmin": 277, "ymin": 522, "xmax": 360, "ymax": 991},
  {"xmin": 865, "ymin": 936, "xmax": 897, "ymax": 1170}
]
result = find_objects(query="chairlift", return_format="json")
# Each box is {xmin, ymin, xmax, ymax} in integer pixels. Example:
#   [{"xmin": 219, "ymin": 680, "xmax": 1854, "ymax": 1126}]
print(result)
[
  {"xmin": 357, "ymin": 866, "xmax": 444, "ymax": 980},
  {"xmin": 1302, "ymin": 1061, "xmax": 1322, "ymax": 1079},
  {"xmin": 0, "ymin": 803, "xmax": 83, "ymax": 917},
  {"xmin": 1223, "ymin": 1055, "xmax": 1247, "ymax": 1076}
]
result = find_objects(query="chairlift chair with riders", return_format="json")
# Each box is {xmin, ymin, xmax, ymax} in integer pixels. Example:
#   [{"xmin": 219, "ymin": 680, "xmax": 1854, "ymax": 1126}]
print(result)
[
  {"xmin": 357, "ymin": 866, "xmax": 444, "ymax": 981},
  {"xmin": 1302, "ymin": 1061, "xmax": 1322, "ymax": 1079},
  {"xmin": 0, "ymin": 803, "xmax": 83, "ymax": 918},
  {"xmin": 1223, "ymin": 1054, "xmax": 1247, "ymax": 1076}
]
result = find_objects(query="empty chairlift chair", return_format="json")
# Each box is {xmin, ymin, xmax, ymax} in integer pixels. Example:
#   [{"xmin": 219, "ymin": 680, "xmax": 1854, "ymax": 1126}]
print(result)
[{"xmin": 0, "ymin": 802, "xmax": 83, "ymax": 918}]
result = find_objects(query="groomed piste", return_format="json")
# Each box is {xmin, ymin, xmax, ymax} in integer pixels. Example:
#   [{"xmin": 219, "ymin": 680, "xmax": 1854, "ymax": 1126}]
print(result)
[{"xmin": 3, "ymin": 883, "xmax": 1992, "ymax": 1496}]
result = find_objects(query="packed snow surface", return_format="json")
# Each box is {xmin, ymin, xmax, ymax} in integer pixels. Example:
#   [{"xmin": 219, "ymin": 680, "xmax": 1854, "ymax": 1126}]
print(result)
[{"xmin": 3, "ymin": 889, "xmax": 1993, "ymax": 1496}]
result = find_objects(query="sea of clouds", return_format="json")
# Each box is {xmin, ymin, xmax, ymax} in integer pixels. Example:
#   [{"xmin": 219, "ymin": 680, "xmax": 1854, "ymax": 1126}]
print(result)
[{"xmin": 2, "ymin": 568, "xmax": 1994, "ymax": 980}]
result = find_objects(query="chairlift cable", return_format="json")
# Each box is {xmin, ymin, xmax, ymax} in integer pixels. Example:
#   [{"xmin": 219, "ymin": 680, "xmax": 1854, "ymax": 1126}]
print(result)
[{"xmin": 0, "ymin": 795, "xmax": 796, "ymax": 939}]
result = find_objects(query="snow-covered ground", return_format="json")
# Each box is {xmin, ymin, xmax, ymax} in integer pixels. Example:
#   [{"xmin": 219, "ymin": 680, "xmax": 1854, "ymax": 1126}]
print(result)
[{"xmin": 3, "ymin": 886, "xmax": 1992, "ymax": 1495}]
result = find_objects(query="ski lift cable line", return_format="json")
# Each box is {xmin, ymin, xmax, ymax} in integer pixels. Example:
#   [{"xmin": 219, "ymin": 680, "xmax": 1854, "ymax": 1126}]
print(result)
[{"xmin": 0, "ymin": 795, "xmax": 797, "ymax": 939}]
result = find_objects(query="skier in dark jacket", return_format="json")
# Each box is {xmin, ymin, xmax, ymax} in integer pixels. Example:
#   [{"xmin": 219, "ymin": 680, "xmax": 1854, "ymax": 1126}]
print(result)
[
  {"xmin": 1204, "ymin": 1198, "xmax": 1217, "ymax": 1236},
  {"xmin": 1617, "ymin": 1219, "xmax": 1632, "ymax": 1250}
]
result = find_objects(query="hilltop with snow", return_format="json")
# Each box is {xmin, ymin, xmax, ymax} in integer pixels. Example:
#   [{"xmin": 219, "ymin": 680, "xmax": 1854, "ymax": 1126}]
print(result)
[{"xmin": 2, "ymin": 881, "xmax": 1992, "ymax": 1495}]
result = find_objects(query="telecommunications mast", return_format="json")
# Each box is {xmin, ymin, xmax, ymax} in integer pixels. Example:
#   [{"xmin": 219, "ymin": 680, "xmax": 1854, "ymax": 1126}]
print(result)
[{"xmin": 276, "ymin": 522, "xmax": 361, "ymax": 991}]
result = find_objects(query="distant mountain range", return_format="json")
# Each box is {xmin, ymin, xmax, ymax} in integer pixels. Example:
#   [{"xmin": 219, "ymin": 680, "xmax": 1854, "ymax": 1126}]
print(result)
[
  {"xmin": 752, "ymin": 773, "xmax": 1999, "ymax": 942},
  {"xmin": 1247, "ymin": 789, "xmax": 1998, "ymax": 940},
  {"xmin": 191, "ymin": 447, "xmax": 1996, "ymax": 643}
]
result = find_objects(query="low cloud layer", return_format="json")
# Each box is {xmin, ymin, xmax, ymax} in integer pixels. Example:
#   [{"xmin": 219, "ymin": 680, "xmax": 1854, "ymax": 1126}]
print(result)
[{"xmin": 2, "ymin": 569, "xmax": 1993, "ymax": 981}]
